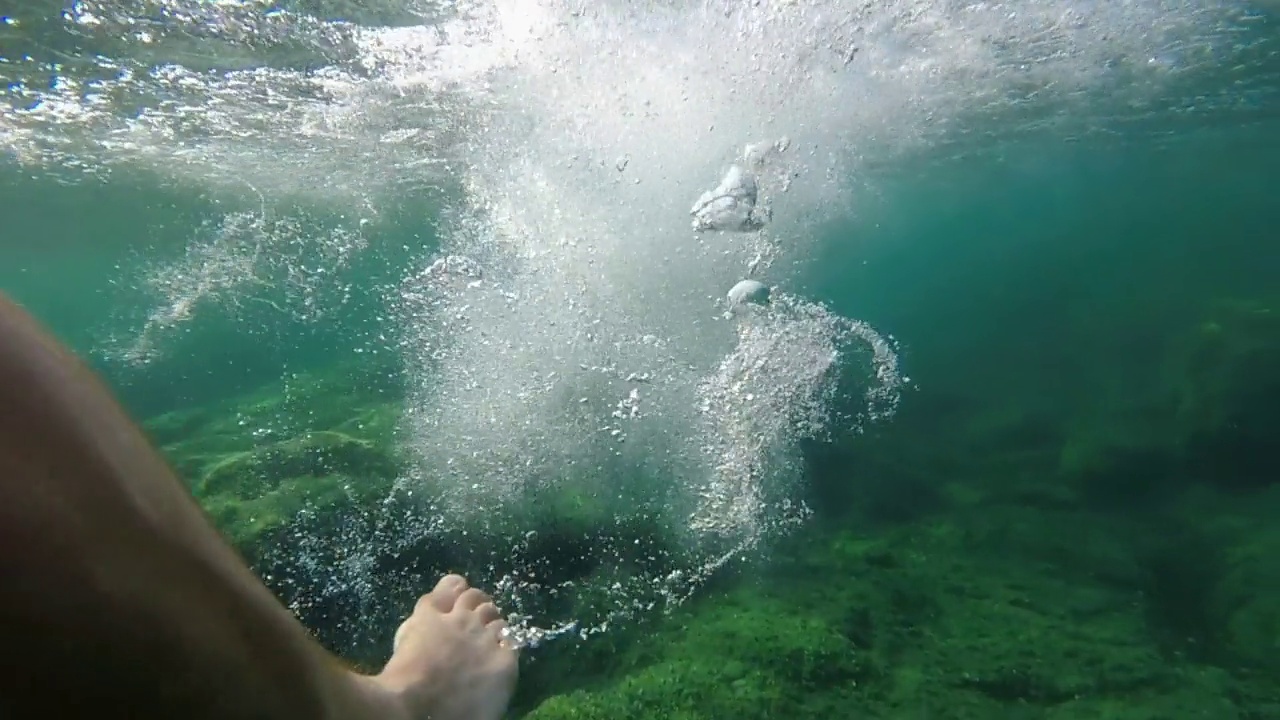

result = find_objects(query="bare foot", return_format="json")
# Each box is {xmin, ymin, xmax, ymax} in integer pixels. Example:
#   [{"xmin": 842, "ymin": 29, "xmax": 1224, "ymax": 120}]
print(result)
[{"xmin": 372, "ymin": 574, "xmax": 519, "ymax": 720}]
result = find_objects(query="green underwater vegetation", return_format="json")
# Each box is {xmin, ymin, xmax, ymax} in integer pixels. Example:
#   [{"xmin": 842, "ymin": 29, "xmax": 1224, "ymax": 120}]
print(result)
[{"xmin": 140, "ymin": 293, "xmax": 1280, "ymax": 719}]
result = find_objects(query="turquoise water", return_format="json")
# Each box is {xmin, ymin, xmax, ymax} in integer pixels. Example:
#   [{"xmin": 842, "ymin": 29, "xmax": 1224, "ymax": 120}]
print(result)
[{"xmin": 4, "ymin": 1, "xmax": 1280, "ymax": 716}]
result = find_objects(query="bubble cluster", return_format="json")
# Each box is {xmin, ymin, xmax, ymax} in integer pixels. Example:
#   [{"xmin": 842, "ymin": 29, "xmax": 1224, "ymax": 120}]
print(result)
[
  {"xmin": 100, "ymin": 203, "xmax": 371, "ymax": 366},
  {"xmin": 690, "ymin": 293, "xmax": 902, "ymax": 542}
]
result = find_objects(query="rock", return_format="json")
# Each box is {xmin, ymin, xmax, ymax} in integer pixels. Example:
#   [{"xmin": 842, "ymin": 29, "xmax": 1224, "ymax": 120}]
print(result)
[
  {"xmin": 1171, "ymin": 299, "xmax": 1280, "ymax": 490},
  {"xmin": 1201, "ymin": 488, "xmax": 1280, "ymax": 675},
  {"xmin": 522, "ymin": 591, "xmax": 867, "ymax": 720},
  {"xmin": 197, "ymin": 430, "xmax": 398, "ymax": 498}
]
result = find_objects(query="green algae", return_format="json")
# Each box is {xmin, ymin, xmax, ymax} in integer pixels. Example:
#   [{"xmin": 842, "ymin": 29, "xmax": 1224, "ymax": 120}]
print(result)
[{"xmin": 133, "ymin": 295, "xmax": 1280, "ymax": 720}]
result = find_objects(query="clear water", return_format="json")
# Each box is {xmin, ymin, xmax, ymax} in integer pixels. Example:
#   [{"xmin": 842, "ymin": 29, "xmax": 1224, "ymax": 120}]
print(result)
[{"xmin": 3, "ymin": 0, "xmax": 1279, "ymax": 715}]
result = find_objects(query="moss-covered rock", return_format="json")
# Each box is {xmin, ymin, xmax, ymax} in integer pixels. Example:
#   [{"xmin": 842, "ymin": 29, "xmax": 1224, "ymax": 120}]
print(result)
[
  {"xmin": 192, "ymin": 423, "xmax": 400, "ymax": 556},
  {"xmin": 854, "ymin": 519, "xmax": 1174, "ymax": 712},
  {"xmin": 124, "ymin": 301, "xmax": 1280, "ymax": 718},
  {"xmin": 143, "ymin": 358, "xmax": 402, "ymax": 453},
  {"xmin": 521, "ymin": 503, "xmax": 1222, "ymax": 719},
  {"xmin": 197, "ymin": 430, "xmax": 397, "ymax": 496},
  {"xmin": 1170, "ymin": 299, "xmax": 1280, "ymax": 490},
  {"xmin": 1057, "ymin": 405, "xmax": 1181, "ymax": 507},
  {"xmin": 143, "ymin": 405, "xmax": 215, "ymax": 447},
  {"xmin": 1219, "ymin": 541, "xmax": 1280, "ymax": 671},
  {"xmin": 201, "ymin": 473, "xmax": 370, "ymax": 552},
  {"xmin": 1050, "ymin": 297, "xmax": 1280, "ymax": 506},
  {"xmin": 524, "ymin": 590, "xmax": 869, "ymax": 720},
  {"xmin": 1184, "ymin": 486, "xmax": 1280, "ymax": 676},
  {"xmin": 142, "ymin": 361, "xmax": 405, "ymax": 560}
]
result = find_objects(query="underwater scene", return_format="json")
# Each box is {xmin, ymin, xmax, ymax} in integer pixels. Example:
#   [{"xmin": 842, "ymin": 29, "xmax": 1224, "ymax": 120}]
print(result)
[{"xmin": 3, "ymin": 0, "xmax": 1280, "ymax": 717}]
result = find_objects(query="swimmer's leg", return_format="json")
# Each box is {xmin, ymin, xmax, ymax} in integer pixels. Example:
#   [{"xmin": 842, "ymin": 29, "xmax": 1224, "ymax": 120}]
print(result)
[{"xmin": 0, "ymin": 293, "xmax": 516, "ymax": 720}]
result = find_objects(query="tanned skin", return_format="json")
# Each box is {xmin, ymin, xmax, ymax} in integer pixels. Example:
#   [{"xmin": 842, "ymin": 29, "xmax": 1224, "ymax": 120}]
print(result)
[{"xmin": 0, "ymin": 292, "xmax": 518, "ymax": 719}]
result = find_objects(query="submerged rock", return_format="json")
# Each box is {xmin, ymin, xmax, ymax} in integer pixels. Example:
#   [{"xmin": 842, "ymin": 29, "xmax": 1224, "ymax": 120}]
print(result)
[
  {"xmin": 198, "ymin": 430, "xmax": 397, "ymax": 497},
  {"xmin": 1207, "ymin": 491, "xmax": 1280, "ymax": 676},
  {"xmin": 521, "ymin": 509, "xmax": 1239, "ymax": 720},
  {"xmin": 1172, "ymin": 299, "xmax": 1280, "ymax": 490},
  {"xmin": 143, "ymin": 362, "xmax": 405, "ymax": 559}
]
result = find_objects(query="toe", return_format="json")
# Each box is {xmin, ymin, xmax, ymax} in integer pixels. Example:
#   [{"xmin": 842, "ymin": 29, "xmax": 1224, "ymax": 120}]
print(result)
[
  {"xmin": 490, "ymin": 619, "xmax": 514, "ymax": 646},
  {"xmin": 455, "ymin": 586, "xmax": 492, "ymax": 612},
  {"xmin": 475, "ymin": 601, "xmax": 502, "ymax": 625},
  {"xmin": 393, "ymin": 619, "xmax": 409, "ymax": 652},
  {"xmin": 419, "ymin": 573, "xmax": 469, "ymax": 613}
]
